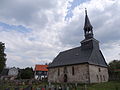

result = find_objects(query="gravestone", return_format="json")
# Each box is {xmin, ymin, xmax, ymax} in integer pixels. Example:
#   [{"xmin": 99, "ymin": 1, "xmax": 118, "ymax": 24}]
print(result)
[
  {"xmin": 48, "ymin": 88, "xmax": 51, "ymax": 90},
  {"xmin": 62, "ymin": 85, "xmax": 67, "ymax": 90},
  {"xmin": 58, "ymin": 86, "xmax": 62, "ymax": 90},
  {"xmin": 54, "ymin": 87, "xmax": 57, "ymax": 90},
  {"xmin": 56, "ymin": 85, "xmax": 59, "ymax": 90},
  {"xmin": 36, "ymin": 88, "xmax": 41, "ymax": 90},
  {"xmin": 66, "ymin": 86, "xmax": 69, "ymax": 90},
  {"xmin": 24, "ymin": 85, "xmax": 32, "ymax": 90},
  {"xmin": 51, "ymin": 85, "xmax": 54, "ymax": 90},
  {"xmin": 41, "ymin": 87, "xmax": 45, "ymax": 90},
  {"xmin": 14, "ymin": 87, "xmax": 20, "ymax": 90},
  {"xmin": 46, "ymin": 85, "xmax": 50, "ymax": 90},
  {"xmin": 5, "ymin": 88, "xmax": 10, "ymax": 90}
]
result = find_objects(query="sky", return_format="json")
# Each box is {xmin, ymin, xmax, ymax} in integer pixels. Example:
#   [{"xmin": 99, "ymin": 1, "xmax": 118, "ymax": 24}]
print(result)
[{"xmin": 0, "ymin": 0, "xmax": 120, "ymax": 68}]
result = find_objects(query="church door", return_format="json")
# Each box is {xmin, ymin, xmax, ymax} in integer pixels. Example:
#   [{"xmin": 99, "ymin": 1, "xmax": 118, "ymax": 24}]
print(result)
[{"xmin": 64, "ymin": 74, "xmax": 67, "ymax": 82}]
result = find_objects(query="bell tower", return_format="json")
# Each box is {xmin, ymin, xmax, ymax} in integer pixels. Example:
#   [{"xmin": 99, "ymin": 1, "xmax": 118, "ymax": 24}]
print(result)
[
  {"xmin": 84, "ymin": 9, "xmax": 93, "ymax": 39},
  {"xmin": 81, "ymin": 9, "xmax": 99, "ymax": 50}
]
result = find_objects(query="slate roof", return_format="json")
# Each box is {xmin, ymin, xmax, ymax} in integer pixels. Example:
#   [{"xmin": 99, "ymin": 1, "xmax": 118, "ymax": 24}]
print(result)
[{"xmin": 48, "ymin": 46, "xmax": 108, "ymax": 68}]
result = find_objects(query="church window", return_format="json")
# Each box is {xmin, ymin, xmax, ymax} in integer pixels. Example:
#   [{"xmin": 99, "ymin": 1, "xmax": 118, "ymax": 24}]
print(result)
[
  {"xmin": 99, "ymin": 68, "xmax": 101, "ymax": 72},
  {"xmin": 100, "ymin": 75, "xmax": 102, "ymax": 81},
  {"xmin": 97, "ymin": 75, "xmax": 99, "ymax": 81},
  {"xmin": 103, "ymin": 75, "xmax": 105, "ymax": 81},
  {"xmin": 72, "ymin": 66, "xmax": 74, "ymax": 75},
  {"xmin": 64, "ymin": 67, "xmax": 67, "ymax": 73},
  {"xmin": 58, "ymin": 68, "xmax": 60, "ymax": 76}
]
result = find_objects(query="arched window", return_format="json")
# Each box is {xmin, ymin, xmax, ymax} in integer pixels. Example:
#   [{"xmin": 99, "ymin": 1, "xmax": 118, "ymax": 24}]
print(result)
[
  {"xmin": 99, "ymin": 68, "xmax": 101, "ymax": 72},
  {"xmin": 103, "ymin": 75, "xmax": 105, "ymax": 81},
  {"xmin": 100, "ymin": 75, "xmax": 102, "ymax": 82},
  {"xmin": 72, "ymin": 66, "xmax": 74, "ymax": 75},
  {"xmin": 64, "ymin": 67, "xmax": 67, "ymax": 73},
  {"xmin": 96, "ymin": 75, "xmax": 99, "ymax": 82},
  {"xmin": 58, "ymin": 68, "xmax": 60, "ymax": 76}
]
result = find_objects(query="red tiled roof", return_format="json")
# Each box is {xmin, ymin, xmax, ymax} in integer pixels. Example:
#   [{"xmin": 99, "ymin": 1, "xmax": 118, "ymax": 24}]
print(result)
[{"xmin": 35, "ymin": 65, "xmax": 48, "ymax": 71}]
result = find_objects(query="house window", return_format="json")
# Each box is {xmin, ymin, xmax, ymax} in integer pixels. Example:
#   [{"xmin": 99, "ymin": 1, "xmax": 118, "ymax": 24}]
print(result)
[
  {"xmin": 72, "ymin": 66, "xmax": 74, "ymax": 75},
  {"xmin": 99, "ymin": 68, "xmax": 101, "ymax": 72},
  {"xmin": 58, "ymin": 68, "xmax": 60, "ymax": 76}
]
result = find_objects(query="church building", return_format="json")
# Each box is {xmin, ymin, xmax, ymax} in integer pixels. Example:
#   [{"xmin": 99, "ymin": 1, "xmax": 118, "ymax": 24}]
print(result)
[{"xmin": 48, "ymin": 10, "xmax": 109, "ymax": 83}]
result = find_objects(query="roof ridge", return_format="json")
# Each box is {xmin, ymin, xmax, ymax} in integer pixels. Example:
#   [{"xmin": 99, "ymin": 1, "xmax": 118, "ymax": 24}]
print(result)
[{"xmin": 60, "ymin": 46, "xmax": 81, "ymax": 53}]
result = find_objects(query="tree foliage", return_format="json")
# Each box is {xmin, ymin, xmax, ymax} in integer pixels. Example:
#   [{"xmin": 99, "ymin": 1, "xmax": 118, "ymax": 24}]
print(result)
[
  {"xmin": 108, "ymin": 60, "xmax": 120, "ymax": 81},
  {"xmin": 20, "ymin": 67, "xmax": 34, "ymax": 79},
  {"xmin": 109, "ymin": 60, "xmax": 120, "ymax": 70},
  {"xmin": 0, "ymin": 42, "xmax": 6, "ymax": 74}
]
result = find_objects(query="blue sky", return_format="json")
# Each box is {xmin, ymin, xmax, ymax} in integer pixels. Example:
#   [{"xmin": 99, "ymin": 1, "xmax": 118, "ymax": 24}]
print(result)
[
  {"xmin": 0, "ymin": 0, "xmax": 120, "ymax": 68},
  {"xmin": 0, "ymin": 22, "xmax": 31, "ymax": 33},
  {"xmin": 65, "ymin": 0, "xmax": 89, "ymax": 20}
]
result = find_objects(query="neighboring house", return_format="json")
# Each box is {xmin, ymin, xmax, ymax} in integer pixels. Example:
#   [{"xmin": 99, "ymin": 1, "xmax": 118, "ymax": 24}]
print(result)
[
  {"xmin": 8, "ymin": 67, "xmax": 19, "ymax": 76},
  {"xmin": 0, "ymin": 67, "xmax": 18, "ymax": 80},
  {"xmin": 34, "ymin": 65, "xmax": 48, "ymax": 80},
  {"xmin": 48, "ymin": 10, "xmax": 109, "ymax": 83}
]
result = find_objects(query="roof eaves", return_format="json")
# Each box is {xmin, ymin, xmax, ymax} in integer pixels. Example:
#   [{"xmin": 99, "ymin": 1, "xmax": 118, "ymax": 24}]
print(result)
[{"xmin": 48, "ymin": 62, "xmax": 89, "ymax": 69}]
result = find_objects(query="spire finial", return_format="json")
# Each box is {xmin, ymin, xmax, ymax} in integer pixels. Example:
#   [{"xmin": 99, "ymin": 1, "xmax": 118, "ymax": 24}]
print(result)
[{"xmin": 85, "ymin": 8, "xmax": 87, "ymax": 15}]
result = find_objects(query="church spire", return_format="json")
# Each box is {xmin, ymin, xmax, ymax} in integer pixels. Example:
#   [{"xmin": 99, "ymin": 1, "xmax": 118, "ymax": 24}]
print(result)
[{"xmin": 84, "ymin": 8, "xmax": 93, "ymax": 39}]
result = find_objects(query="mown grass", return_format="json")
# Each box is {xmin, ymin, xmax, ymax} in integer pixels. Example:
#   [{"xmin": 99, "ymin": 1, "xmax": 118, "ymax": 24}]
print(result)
[
  {"xmin": 0, "ymin": 83, "xmax": 27, "ymax": 90},
  {"xmin": 0, "ymin": 81, "xmax": 120, "ymax": 90},
  {"xmin": 82, "ymin": 81, "xmax": 120, "ymax": 90}
]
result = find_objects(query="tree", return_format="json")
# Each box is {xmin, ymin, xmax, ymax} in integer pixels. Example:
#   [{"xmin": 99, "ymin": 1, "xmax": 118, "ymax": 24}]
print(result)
[
  {"xmin": 0, "ymin": 42, "xmax": 6, "ymax": 74},
  {"xmin": 109, "ymin": 60, "xmax": 120, "ymax": 69},
  {"xmin": 108, "ymin": 60, "xmax": 120, "ymax": 81},
  {"xmin": 20, "ymin": 67, "xmax": 34, "ymax": 79}
]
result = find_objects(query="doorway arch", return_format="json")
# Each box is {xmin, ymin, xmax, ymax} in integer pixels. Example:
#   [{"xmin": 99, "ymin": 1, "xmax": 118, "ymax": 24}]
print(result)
[{"xmin": 64, "ymin": 74, "xmax": 67, "ymax": 82}]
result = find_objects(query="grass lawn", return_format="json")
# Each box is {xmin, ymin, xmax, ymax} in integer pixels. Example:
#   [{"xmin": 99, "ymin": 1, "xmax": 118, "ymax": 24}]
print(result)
[
  {"xmin": 0, "ymin": 81, "xmax": 120, "ymax": 90},
  {"xmin": 78, "ymin": 81, "xmax": 120, "ymax": 90}
]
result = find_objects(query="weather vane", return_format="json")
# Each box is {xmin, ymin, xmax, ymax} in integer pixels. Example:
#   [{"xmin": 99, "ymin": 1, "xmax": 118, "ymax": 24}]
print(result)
[{"xmin": 85, "ymin": 8, "xmax": 87, "ymax": 15}]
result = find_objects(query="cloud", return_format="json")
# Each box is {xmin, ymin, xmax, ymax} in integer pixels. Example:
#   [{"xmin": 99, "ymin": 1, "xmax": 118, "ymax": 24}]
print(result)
[
  {"xmin": 101, "ymin": 40, "xmax": 120, "ymax": 62},
  {"xmin": 0, "ymin": 0, "xmax": 120, "ymax": 68},
  {"xmin": 0, "ymin": 0, "xmax": 57, "ymax": 25}
]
